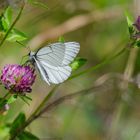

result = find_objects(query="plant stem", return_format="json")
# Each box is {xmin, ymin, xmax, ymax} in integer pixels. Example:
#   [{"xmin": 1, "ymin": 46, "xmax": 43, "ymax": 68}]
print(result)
[
  {"xmin": 28, "ymin": 86, "xmax": 58, "ymax": 120},
  {"xmin": 108, "ymin": 25, "xmax": 139, "ymax": 140},
  {"xmin": 28, "ymin": 46, "xmax": 127, "ymax": 121},
  {"xmin": 0, "ymin": 92, "xmax": 10, "ymax": 109},
  {"xmin": 69, "ymin": 47, "xmax": 127, "ymax": 80},
  {"xmin": 2, "ymin": 92, "xmax": 9, "ymax": 99},
  {"xmin": 9, "ymin": 45, "xmax": 127, "ymax": 139},
  {"xmin": 9, "ymin": 86, "xmax": 58, "ymax": 140},
  {"xmin": 108, "ymin": 48, "xmax": 138, "ymax": 140},
  {"xmin": 0, "ymin": 3, "xmax": 25, "ymax": 47},
  {"xmin": 9, "ymin": 85, "xmax": 98, "ymax": 140}
]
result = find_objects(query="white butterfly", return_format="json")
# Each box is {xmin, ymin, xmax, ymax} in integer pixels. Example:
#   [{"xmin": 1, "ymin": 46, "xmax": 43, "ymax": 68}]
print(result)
[{"xmin": 28, "ymin": 42, "xmax": 80, "ymax": 85}]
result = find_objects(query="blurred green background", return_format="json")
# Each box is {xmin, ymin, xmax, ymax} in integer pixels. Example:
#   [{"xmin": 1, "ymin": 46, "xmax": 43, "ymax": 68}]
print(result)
[{"xmin": 1, "ymin": 0, "xmax": 140, "ymax": 140}]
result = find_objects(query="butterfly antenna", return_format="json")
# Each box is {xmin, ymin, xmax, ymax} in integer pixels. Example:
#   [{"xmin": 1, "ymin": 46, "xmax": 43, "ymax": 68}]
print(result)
[{"xmin": 16, "ymin": 41, "xmax": 31, "ymax": 52}]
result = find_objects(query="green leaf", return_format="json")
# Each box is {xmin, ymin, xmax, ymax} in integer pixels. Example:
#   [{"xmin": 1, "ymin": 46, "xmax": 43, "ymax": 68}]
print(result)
[
  {"xmin": 18, "ymin": 131, "xmax": 39, "ymax": 140},
  {"xmin": 0, "ymin": 16, "xmax": 4, "ymax": 31},
  {"xmin": 125, "ymin": 11, "xmax": 134, "ymax": 35},
  {"xmin": 58, "ymin": 36, "xmax": 65, "ymax": 43},
  {"xmin": 10, "ymin": 113, "xmax": 26, "ymax": 135},
  {"xmin": 0, "ymin": 31, "xmax": 5, "ymax": 40},
  {"xmin": 70, "ymin": 57, "xmax": 87, "ymax": 71},
  {"xmin": 24, "ymin": 95, "xmax": 32, "ymax": 101},
  {"xmin": 2, "ymin": 18, "xmax": 9, "ymax": 31},
  {"xmin": 7, "ymin": 28, "xmax": 27, "ymax": 42},
  {"xmin": 19, "ymin": 95, "xmax": 32, "ymax": 106},
  {"xmin": 2, "ymin": 7, "xmax": 13, "ymax": 31},
  {"xmin": 0, "ymin": 125, "xmax": 10, "ymax": 138},
  {"xmin": 125, "ymin": 11, "xmax": 133, "ymax": 27},
  {"xmin": 0, "ymin": 98, "xmax": 7, "ymax": 108},
  {"xmin": 4, "ymin": 7, "xmax": 13, "ymax": 25},
  {"xmin": 7, "ymin": 95, "xmax": 17, "ymax": 104},
  {"xmin": 136, "ymin": 40, "xmax": 140, "ymax": 47},
  {"xmin": 28, "ymin": 0, "xmax": 48, "ymax": 9}
]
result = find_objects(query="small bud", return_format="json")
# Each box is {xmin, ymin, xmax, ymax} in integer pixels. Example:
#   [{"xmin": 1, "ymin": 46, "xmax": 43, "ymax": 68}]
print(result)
[{"xmin": 134, "ymin": 16, "xmax": 140, "ymax": 31}]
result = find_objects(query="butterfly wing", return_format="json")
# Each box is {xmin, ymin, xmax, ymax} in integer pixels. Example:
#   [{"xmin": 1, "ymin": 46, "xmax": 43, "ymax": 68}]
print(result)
[
  {"xmin": 34, "ymin": 42, "xmax": 80, "ymax": 84},
  {"xmin": 33, "ymin": 57, "xmax": 50, "ymax": 85},
  {"xmin": 62, "ymin": 42, "xmax": 80, "ymax": 65},
  {"xmin": 36, "ymin": 42, "xmax": 80, "ymax": 66},
  {"xmin": 39, "ymin": 61, "xmax": 72, "ymax": 84}
]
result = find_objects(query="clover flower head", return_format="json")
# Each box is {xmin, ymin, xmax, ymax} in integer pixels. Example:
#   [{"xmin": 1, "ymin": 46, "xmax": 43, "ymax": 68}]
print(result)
[
  {"xmin": 134, "ymin": 16, "xmax": 140, "ymax": 31},
  {"xmin": 0, "ymin": 64, "xmax": 36, "ymax": 93}
]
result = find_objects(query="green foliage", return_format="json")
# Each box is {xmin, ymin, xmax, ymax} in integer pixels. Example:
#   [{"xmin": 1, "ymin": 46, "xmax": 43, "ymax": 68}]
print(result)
[
  {"xmin": 0, "ymin": 1, "xmax": 136, "ymax": 140},
  {"xmin": 7, "ymin": 95, "xmax": 17, "ymax": 104},
  {"xmin": 28, "ymin": 0, "xmax": 48, "ymax": 9},
  {"xmin": 19, "ymin": 95, "xmax": 32, "ymax": 106},
  {"xmin": 90, "ymin": 0, "xmax": 131, "ymax": 8},
  {"xmin": 0, "ymin": 98, "xmax": 7, "ymax": 108},
  {"xmin": 0, "ymin": 125, "xmax": 10, "ymax": 139},
  {"xmin": 18, "ymin": 131, "xmax": 39, "ymax": 140},
  {"xmin": 0, "ymin": 93, "xmax": 18, "ymax": 109},
  {"xmin": 136, "ymin": 40, "xmax": 140, "ymax": 47},
  {"xmin": 2, "ymin": 7, "xmax": 13, "ymax": 31},
  {"xmin": 0, "ymin": 6, "xmax": 27, "ymax": 43},
  {"xmin": 7, "ymin": 29, "xmax": 27, "ymax": 42},
  {"xmin": 70, "ymin": 57, "xmax": 87, "ymax": 71},
  {"xmin": 125, "ymin": 11, "xmax": 135, "ymax": 35},
  {"xmin": 124, "ymin": 12, "xmax": 140, "ymax": 48},
  {"xmin": 10, "ymin": 113, "xmax": 26, "ymax": 136},
  {"xmin": 58, "ymin": 36, "xmax": 65, "ymax": 43},
  {"xmin": 10, "ymin": 113, "xmax": 39, "ymax": 139},
  {"xmin": 125, "ymin": 12, "xmax": 133, "ymax": 27},
  {"xmin": 23, "ymin": 95, "xmax": 32, "ymax": 101}
]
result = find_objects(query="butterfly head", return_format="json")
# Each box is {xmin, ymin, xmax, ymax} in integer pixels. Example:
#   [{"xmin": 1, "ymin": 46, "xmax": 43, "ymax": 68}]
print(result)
[{"xmin": 28, "ymin": 51, "xmax": 35, "ymax": 62}]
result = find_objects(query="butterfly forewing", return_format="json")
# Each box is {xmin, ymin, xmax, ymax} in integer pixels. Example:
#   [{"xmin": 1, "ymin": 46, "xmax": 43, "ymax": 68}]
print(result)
[
  {"xmin": 36, "ymin": 43, "xmax": 65, "ymax": 67},
  {"xmin": 33, "ymin": 42, "xmax": 80, "ymax": 84},
  {"xmin": 62, "ymin": 42, "xmax": 80, "ymax": 65},
  {"xmin": 36, "ymin": 42, "xmax": 80, "ymax": 66}
]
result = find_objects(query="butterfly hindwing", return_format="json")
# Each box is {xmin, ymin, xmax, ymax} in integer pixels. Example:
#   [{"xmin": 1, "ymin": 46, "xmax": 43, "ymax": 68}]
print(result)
[
  {"xmin": 33, "ymin": 57, "xmax": 50, "ymax": 85},
  {"xmin": 40, "ymin": 61, "xmax": 72, "ymax": 84}
]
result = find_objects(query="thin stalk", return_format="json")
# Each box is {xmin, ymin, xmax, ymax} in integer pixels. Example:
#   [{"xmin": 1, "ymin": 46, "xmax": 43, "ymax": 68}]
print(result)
[
  {"xmin": 9, "ymin": 45, "xmax": 127, "ymax": 140},
  {"xmin": 0, "ymin": 3, "xmax": 25, "ymax": 47},
  {"xmin": 69, "ymin": 47, "xmax": 127, "ymax": 80},
  {"xmin": 2, "ymin": 92, "xmax": 9, "ymax": 100},
  {"xmin": 27, "ymin": 46, "xmax": 127, "ymax": 122},
  {"xmin": 0, "ymin": 92, "xmax": 10, "ymax": 109},
  {"xmin": 108, "ymin": 0, "xmax": 139, "ymax": 138},
  {"xmin": 28, "ymin": 86, "xmax": 58, "ymax": 120},
  {"xmin": 108, "ymin": 47, "xmax": 138, "ymax": 140},
  {"xmin": 9, "ymin": 85, "xmax": 96, "ymax": 140},
  {"xmin": 9, "ymin": 86, "xmax": 58, "ymax": 140}
]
